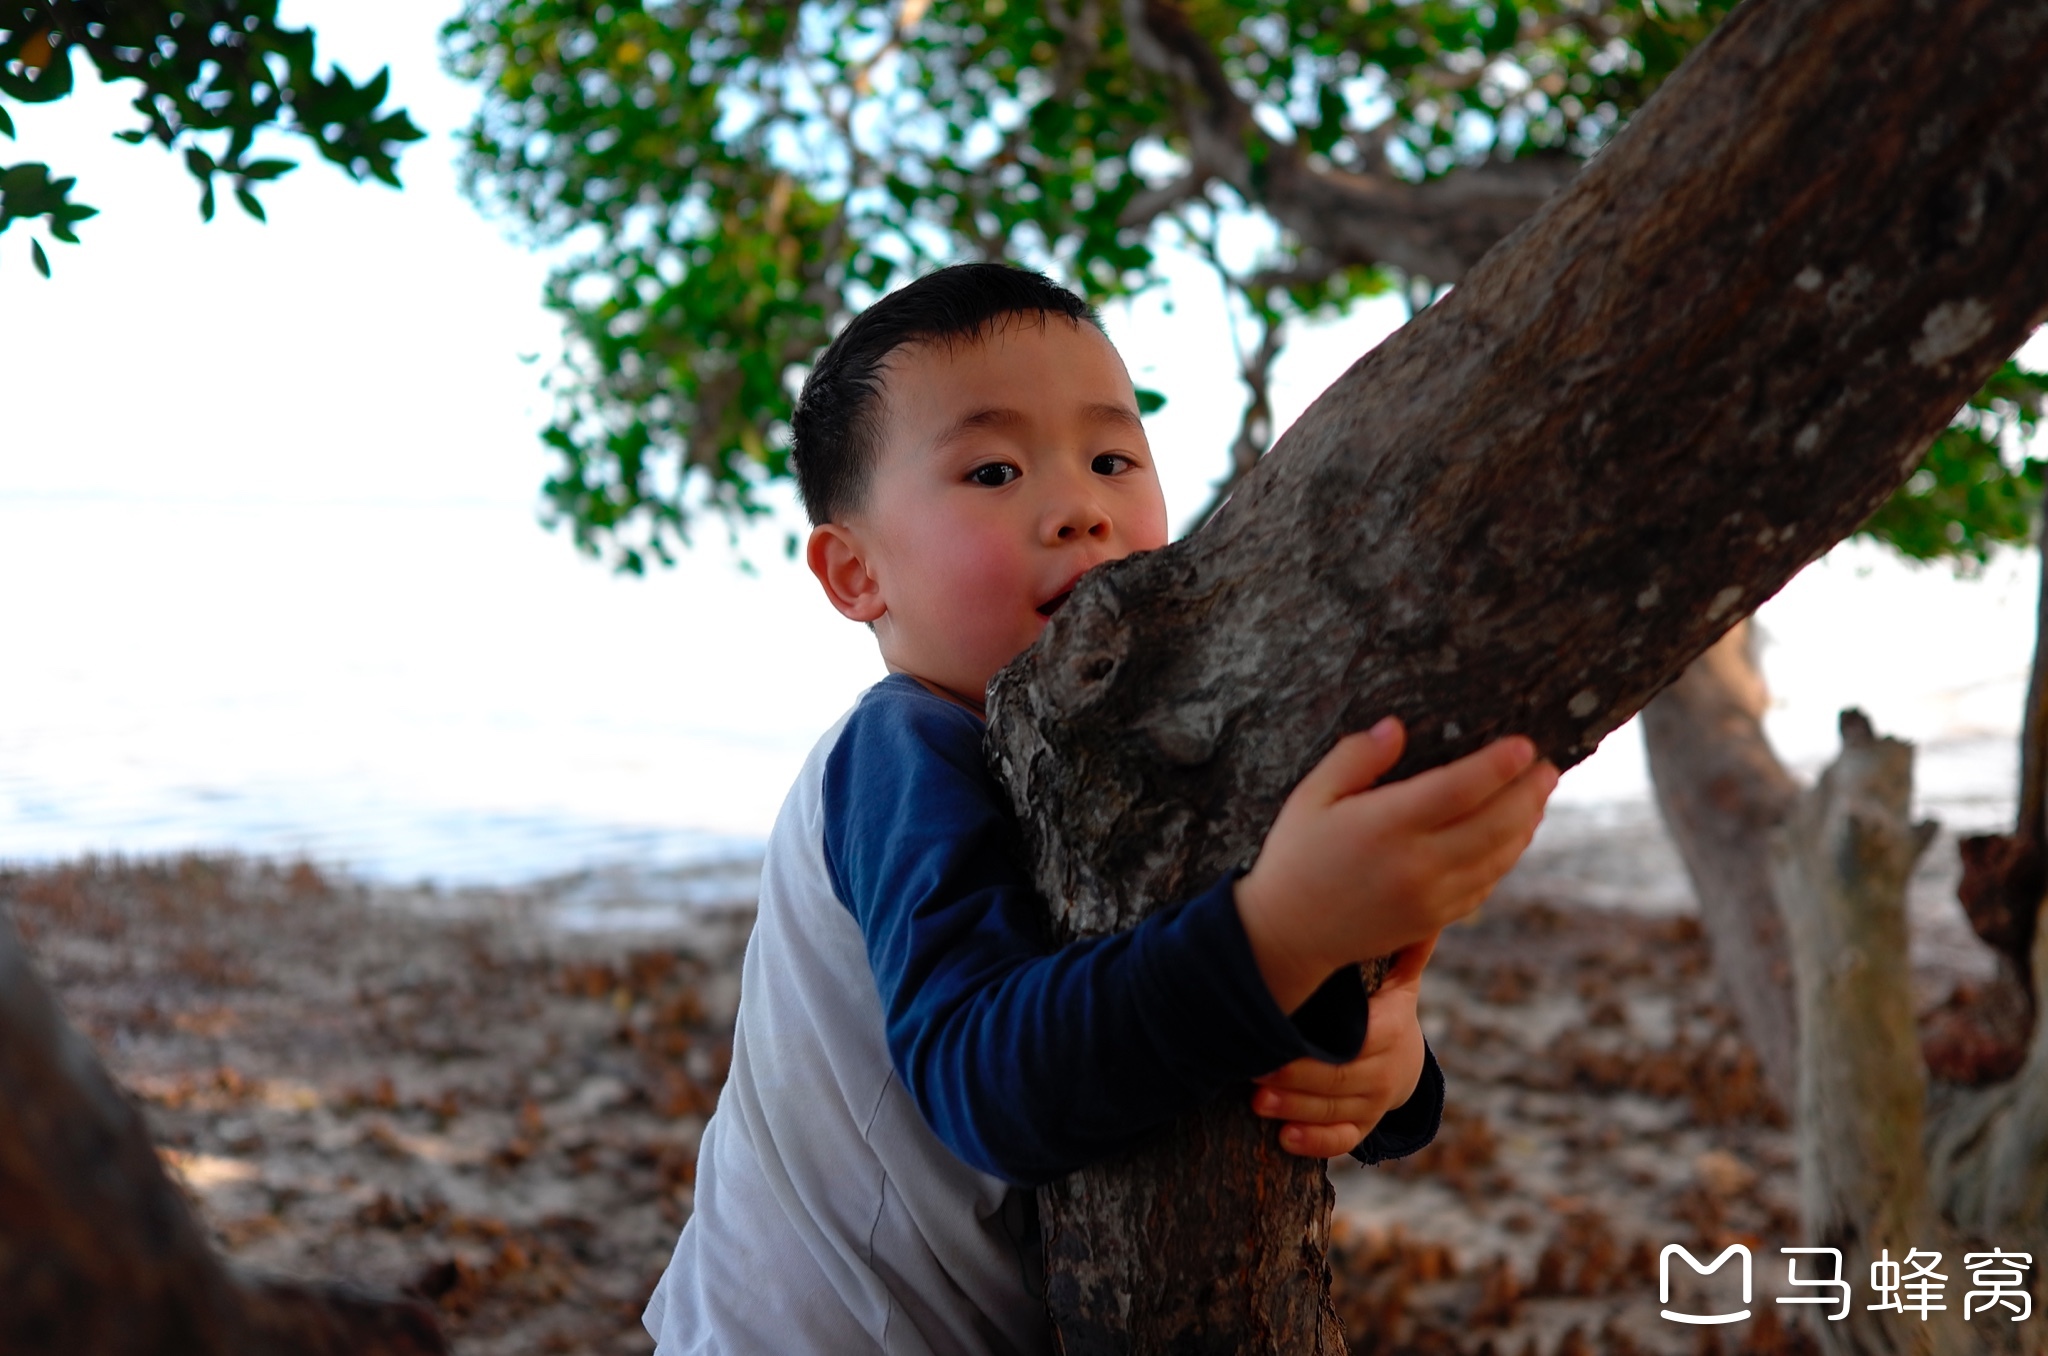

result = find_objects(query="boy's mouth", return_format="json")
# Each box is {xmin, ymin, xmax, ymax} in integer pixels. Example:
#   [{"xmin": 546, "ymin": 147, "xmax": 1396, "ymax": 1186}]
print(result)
[{"xmin": 1036, "ymin": 589, "xmax": 1074, "ymax": 619}]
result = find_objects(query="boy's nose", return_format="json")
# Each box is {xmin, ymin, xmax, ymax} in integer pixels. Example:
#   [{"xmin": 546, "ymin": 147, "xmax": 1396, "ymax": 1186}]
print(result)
[{"xmin": 1047, "ymin": 494, "xmax": 1111, "ymax": 543}]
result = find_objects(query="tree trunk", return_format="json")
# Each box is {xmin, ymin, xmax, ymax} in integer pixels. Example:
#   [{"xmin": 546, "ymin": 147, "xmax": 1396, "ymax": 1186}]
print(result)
[
  {"xmin": 1957, "ymin": 530, "xmax": 2048, "ymax": 998},
  {"xmin": 1771, "ymin": 712, "xmax": 1964, "ymax": 1356},
  {"xmin": 985, "ymin": 0, "xmax": 2048, "ymax": 1346},
  {"xmin": 1642, "ymin": 620, "xmax": 1802, "ymax": 1111},
  {"xmin": 0, "ymin": 913, "xmax": 445, "ymax": 1356}
]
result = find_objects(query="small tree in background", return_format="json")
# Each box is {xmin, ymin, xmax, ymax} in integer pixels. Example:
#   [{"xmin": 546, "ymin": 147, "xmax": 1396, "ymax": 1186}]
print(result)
[{"xmin": 0, "ymin": 0, "xmax": 421, "ymax": 275}]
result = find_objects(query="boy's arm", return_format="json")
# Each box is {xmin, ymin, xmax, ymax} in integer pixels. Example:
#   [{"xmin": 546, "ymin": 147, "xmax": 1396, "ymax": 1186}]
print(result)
[{"xmin": 824, "ymin": 683, "xmax": 1369, "ymax": 1187}]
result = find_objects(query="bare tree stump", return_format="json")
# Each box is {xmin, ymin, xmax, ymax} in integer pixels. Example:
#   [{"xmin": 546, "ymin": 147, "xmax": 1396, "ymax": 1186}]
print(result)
[{"xmin": 1771, "ymin": 711, "xmax": 1960, "ymax": 1356}]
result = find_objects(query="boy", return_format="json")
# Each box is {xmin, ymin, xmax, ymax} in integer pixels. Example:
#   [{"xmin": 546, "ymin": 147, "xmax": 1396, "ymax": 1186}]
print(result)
[{"xmin": 644, "ymin": 264, "xmax": 1557, "ymax": 1354}]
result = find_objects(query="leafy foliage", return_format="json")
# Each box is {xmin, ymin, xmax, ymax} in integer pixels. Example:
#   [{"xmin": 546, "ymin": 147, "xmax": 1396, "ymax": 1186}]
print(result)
[
  {"xmin": 1855, "ymin": 361, "xmax": 2048, "ymax": 570},
  {"xmin": 444, "ymin": 0, "xmax": 1733, "ymax": 569},
  {"xmin": 0, "ymin": 1, "xmax": 422, "ymax": 272},
  {"xmin": 446, "ymin": 0, "xmax": 2040, "ymax": 572}
]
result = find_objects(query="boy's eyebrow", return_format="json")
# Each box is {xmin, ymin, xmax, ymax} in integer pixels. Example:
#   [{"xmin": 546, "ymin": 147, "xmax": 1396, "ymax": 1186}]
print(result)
[{"xmin": 932, "ymin": 401, "xmax": 1145, "ymax": 448}]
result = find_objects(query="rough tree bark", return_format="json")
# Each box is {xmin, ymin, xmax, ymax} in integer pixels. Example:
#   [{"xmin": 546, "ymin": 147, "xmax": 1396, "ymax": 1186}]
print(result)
[
  {"xmin": 984, "ymin": 0, "xmax": 2048, "ymax": 1348},
  {"xmin": 0, "ymin": 913, "xmax": 445, "ymax": 1355}
]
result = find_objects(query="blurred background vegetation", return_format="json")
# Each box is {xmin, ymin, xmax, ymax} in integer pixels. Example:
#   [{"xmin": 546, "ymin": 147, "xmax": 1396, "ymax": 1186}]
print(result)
[{"xmin": 5, "ymin": 0, "xmax": 2043, "ymax": 574}]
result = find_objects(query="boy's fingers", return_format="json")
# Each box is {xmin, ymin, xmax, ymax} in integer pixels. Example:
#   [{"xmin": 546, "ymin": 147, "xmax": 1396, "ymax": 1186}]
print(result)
[
  {"xmin": 1369, "ymin": 737, "xmax": 1539, "ymax": 830},
  {"xmin": 1425, "ymin": 762, "xmax": 1555, "ymax": 868},
  {"xmin": 1256, "ymin": 1086, "xmax": 1384, "ymax": 1124},
  {"xmin": 1382, "ymin": 933, "xmax": 1439, "ymax": 989},
  {"xmin": 1278, "ymin": 1121, "xmax": 1366, "ymax": 1159},
  {"xmin": 1296, "ymin": 718, "xmax": 1406, "ymax": 804},
  {"xmin": 1256, "ymin": 1056, "xmax": 1383, "ymax": 1099}
]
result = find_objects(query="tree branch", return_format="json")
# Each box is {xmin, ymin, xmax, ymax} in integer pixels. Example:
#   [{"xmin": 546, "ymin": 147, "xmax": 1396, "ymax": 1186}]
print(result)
[
  {"xmin": 1118, "ymin": 0, "xmax": 1575, "ymax": 282},
  {"xmin": 1185, "ymin": 289, "xmax": 1285, "ymax": 533},
  {"xmin": 990, "ymin": 0, "xmax": 2048, "ymax": 1342}
]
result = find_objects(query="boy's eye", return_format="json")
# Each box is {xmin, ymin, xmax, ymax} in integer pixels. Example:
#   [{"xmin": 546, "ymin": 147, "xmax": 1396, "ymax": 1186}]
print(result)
[
  {"xmin": 968, "ymin": 463, "xmax": 1020, "ymax": 487},
  {"xmin": 1092, "ymin": 453, "xmax": 1134, "ymax": 475}
]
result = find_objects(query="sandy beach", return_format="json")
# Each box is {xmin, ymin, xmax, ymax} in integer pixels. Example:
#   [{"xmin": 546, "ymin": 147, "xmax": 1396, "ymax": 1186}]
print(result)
[{"xmin": 0, "ymin": 820, "xmax": 2007, "ymax": 1355}]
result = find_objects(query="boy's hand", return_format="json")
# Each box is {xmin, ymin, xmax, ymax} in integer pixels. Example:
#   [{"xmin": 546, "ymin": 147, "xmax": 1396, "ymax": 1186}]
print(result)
[
  {"xmin": 1236, "ymin": 717, "xmax": 1556, "ymax": 1014},
  {"xmin": 1252, "ymin": 937, "xmax": 1434, "ymax": 1157}
]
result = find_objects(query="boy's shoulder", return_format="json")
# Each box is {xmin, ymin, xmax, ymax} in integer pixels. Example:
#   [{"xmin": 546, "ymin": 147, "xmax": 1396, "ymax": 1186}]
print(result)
[
  {"xmin": 838, "ymin": 673, "xmax": 986, "ymax": 760},
  {"xmin": 823, "ymin": 675, "xmax": 1010, "ymax": 880}
]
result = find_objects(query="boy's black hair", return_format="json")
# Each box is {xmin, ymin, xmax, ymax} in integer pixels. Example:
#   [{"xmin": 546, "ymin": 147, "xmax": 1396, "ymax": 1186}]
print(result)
[{"xmin": 789, "ymin": 262, "xmax": 1104, "ymax": 526}]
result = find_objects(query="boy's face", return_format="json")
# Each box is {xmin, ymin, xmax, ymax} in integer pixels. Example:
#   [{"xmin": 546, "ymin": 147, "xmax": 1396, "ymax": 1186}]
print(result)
[{"xmin": 807, "ymin": 315, "xmax": 1169, "ymax": 705}]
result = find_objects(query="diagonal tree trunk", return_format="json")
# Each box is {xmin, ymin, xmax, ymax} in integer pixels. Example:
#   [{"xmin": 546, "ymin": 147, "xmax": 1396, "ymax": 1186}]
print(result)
[{"xmin": 985, "ymin": 0, "xmax": 2048, "ymax": 1347}]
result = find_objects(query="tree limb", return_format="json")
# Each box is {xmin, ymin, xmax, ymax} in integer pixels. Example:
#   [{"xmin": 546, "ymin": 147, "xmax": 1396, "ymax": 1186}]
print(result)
[
  {"xmin": 0, "ymin": 911, "xmax": 445, "ymax": 1355},
  {"xmin": 1118, "ymin": 0, "xmax": 1575, "ymax": 282},
  {"xmin": 989, "ymin": 0, "xmax": 2048, "ymax": 1344}
]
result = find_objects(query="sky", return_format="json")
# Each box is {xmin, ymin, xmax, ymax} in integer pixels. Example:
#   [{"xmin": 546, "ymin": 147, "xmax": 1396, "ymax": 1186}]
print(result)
[{"xmin": 0, "ymin": 2, "xmax": 2039, "ymax": 884}]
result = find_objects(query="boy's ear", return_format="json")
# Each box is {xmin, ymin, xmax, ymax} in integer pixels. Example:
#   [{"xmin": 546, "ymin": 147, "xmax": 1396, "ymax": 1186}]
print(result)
[{"xmin": 806, "ymin": 524, "xmax": 887, "ymax": 624}]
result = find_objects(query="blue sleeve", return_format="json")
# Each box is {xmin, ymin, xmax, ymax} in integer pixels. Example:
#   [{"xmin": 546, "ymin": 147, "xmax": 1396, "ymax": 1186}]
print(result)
[
  {"xmin": 1351, "ymin": 1043, "xmax": 1444, "ymax": 1165},
  {"xmin": 822, "ymin": 678, "xmax": 1370, "ymax": 1187}
]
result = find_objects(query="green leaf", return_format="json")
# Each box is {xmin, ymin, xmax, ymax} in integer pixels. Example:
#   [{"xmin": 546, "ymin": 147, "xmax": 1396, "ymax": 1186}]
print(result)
[
  {"xmin": 1135, "ymin": 387, "xmax": 1167, "ymax": 415},
  {"xmin": 30, "ymin": 237, "xmax": 48, "ymax": 277},
  {"xmin": 1, "ymin": 5, "xmax": 420, "ymax": 271}
]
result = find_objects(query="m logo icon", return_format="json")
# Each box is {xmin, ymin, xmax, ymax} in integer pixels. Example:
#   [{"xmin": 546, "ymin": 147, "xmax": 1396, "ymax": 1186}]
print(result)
[{"xmin": 1661, "ymin": 1244, "xmax": 1752, "ymax": 1324}]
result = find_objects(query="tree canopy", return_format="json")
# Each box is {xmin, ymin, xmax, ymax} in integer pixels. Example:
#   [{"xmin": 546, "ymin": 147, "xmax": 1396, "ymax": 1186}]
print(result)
[
  {"xmin": 444, "ymin": 0, "xmax": 2044, "ymax": 576},
  {"xmin": 0, "ymin": 1, "xmax": 421, "ymax": 275}
]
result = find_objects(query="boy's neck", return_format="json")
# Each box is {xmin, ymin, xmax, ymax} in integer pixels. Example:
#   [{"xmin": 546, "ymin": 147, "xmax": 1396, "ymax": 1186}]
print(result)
[{"xmin": 895, "ymin": 667, "xmax": 987, "ymax": 719}]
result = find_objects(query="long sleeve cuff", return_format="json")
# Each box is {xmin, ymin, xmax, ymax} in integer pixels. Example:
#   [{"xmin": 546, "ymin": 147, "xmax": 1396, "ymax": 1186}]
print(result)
[
  {"xmin": 1350, "ymin": 1043, "xmax": 1444, "ymax": 1166},
  {"xmin": 1162, "ymin": 872, "xmax": 1369, "ymax": 1071}
]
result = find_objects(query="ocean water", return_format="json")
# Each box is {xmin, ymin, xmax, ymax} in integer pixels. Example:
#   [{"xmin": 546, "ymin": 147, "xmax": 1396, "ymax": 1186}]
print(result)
[
  {"xmin": 0, "ymin": 478, "xmax": 2030, "ymax": 903},
  {"xmin": 0, "ymin": 494, "xmax": 876, "ymax": 885}
]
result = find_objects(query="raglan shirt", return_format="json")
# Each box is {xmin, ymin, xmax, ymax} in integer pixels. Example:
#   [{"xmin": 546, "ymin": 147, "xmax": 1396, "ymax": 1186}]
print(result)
[{"xmin": 644, "ymin": 675, "xmax": 1444, "ymax": 1355}]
